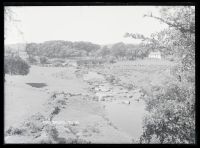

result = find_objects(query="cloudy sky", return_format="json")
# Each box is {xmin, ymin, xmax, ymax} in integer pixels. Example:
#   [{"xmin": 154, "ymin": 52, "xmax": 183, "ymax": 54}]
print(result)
[{"xmin": 5, "ymin": 6, "xmax": 168, "ymax": 45}]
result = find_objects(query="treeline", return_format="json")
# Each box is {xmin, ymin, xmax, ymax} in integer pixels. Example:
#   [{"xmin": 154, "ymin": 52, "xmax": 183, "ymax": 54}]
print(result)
[
  {"xmin": 97, "ymin": 42, "xmax": 154, "ymax": 60},
  {"xmin": 25, "ymin": 40, "xmax": 101, "ymax": 58},
  {"xmin": 24, "ymin": 40, "xmax": 160, "ymax": 60}
]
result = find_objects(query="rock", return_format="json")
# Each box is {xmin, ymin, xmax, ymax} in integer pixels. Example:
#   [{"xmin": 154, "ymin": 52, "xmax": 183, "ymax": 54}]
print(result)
[
  {"xmin": 67, "ymin": 121, "xmax": 73, "ymax": 125},
  {"xmin": 74, "ymin": 121, "xmax": 80, "ymax": 125},
  {"xmin": 67, "ymin": 121, "xmax": 79, "ymax": 126},
  {"xmin": 121, "ymin": 100, "xmax": 131, "ymax": 104},
  {"xmin": 135, "ymin": 98, "xmax": 140, "ymax": 102},
  {"xmin": 101, "ymin": 98, "xmax": 105, "ymax": 101},
  {"xmin": 98, "ymin": 85, "xmax": 110, "ymax": 92},
  {"xmin": 65, "ymin": 128, "xmax": 71, "ymax": 133},
  {"xmin": 92, "ymin": 96, "xmax": 99, "ymax": 101},
  {"xmin": 94, "ymin": 87, "xmax": 100, "ymax": 91},
  {"xmin": 76, "ymin": 132, "xmax": 82, "ymax": 137}
]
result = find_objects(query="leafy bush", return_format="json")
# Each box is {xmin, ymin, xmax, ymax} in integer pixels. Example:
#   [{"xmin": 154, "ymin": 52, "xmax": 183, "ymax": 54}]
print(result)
[
  {"xmin": 6, "ymin": 126, "xmax": 26, "ymax": 136},
  {"xmin": 4, "ymin": 55, "xmax": 30, "ymax": 75},
  {"xmin": 28, "ymin": 56, "xmax": 37, "ymax": 64},
  {"xmin": 108, "ymin": 57, "xmax": 117, "ymax": 64},
  {"xmin": 140, "ymin": 82, "xmax": 195, "ymax": 144},
  {"xmin": 40, "ymin": 56, "xmax": 49, "ymax": 64}
]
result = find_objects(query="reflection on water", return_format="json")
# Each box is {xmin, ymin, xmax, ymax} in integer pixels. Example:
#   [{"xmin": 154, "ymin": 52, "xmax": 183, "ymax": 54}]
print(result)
[{"xmin": 105, "ymin": 100, "xmax": 146, "ymax": 140}]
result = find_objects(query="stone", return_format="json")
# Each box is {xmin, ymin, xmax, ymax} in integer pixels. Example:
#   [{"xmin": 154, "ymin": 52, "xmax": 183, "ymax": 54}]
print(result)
[
  {"xmin": 67, "ymin": 121, "xmax": 80, "ymax": 126},
  {"xmin": 121, "ymin": 100, "xmax": 131, "ymax": 104},
  {"xmin": 101, "ymin": 98, "xmax": 105, "ymax": 101}
]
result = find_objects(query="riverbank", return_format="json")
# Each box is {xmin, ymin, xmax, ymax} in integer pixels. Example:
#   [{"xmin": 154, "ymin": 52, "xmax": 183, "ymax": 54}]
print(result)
[{"xmin": 5, "ymin": 59, "xmax": 174, "ymax": 143}]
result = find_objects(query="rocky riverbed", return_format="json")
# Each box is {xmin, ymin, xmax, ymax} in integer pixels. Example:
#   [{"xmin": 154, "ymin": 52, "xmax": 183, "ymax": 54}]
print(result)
[{"xmin": 5, "ymin": 63, "xmax": 150, "ymax": 143}]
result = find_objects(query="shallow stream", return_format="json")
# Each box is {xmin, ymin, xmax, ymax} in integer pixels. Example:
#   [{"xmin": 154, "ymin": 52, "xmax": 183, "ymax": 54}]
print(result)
[
  {"xmin": 104, "ymin": 101, "xmax": 146, "ymax": 140},
  {"xmin": 83, "ymin": 71, "xmax": 147, "ymax": 140}
]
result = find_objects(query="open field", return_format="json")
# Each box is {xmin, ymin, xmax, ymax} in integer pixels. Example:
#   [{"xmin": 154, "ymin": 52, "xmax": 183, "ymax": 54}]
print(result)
[{"xmin": 5, "ymin": 59, "xmax": 176, "ymax": 143}]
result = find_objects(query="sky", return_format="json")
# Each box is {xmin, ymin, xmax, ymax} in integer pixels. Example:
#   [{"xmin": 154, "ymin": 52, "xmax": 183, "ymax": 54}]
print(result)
[{"xmin": 4, "ymin": 6, "xmax": 168, "ymax": 45}]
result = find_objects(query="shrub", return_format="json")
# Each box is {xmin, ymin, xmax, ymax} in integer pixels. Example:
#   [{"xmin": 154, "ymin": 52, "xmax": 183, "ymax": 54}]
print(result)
[
  {"xmin": 6, "ymin": 126, "xmax": 26, "ymax": 136},
  {"xmin": 40, "ymin": 56, "xmax": 49, "ymax": 64},
  {"xmin": 140, "ymin": 82, "xmax": 195, "ymax": 144},
  {"xmin": 28, "ymin": 56, "xmax": 37, "ymax": 64},
  {"xmin": 108, "ymin": 57, "xmax": 117, "ymax": 64},
  {"xmin": 4, "ymin": 55, "xmax": 30, "ymax": 75}
]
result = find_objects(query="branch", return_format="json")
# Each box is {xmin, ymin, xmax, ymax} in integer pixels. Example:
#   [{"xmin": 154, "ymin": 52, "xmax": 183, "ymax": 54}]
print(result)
[
  {"xmin": 124, "ymin": 33, "xmax": 159, "ymax": 44},
  {"xmin": 144, "ymin": 14, "xmax": 195, "ymax": 34}
]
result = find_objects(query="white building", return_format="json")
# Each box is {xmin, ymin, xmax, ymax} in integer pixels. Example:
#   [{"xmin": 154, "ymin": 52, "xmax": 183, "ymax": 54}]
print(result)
[{"xmin": 148, "ymin": 51, "xmax": 161, "ymax": 59}]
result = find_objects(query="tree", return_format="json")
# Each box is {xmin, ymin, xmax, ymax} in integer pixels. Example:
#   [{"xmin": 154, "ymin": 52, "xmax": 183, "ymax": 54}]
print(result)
[
  {"xmin": 125, "ymin": 44, "xmax": 137, "ymax": 60},
  {"xmin": 25, "ymin": 40, "xmax": 101, "ymax": 58},
  {"xmin": 4, "ymin": 7, "xmax": 30, "ymax": 76},
  {"xmin": 4, "ymin": 7, "xmax": 15, "ymax": 38},
  {"xmin": 5, "ymin": 55, "xmax": 30, "ymax": 75},
  {"xmin": 125, "ymin": 6, "xmax": 195, "ymax": 144},
  {"xmin": 97, "ymin": 46, "xmax": 111, "ymax": 57},
  {"xmin": 26, "ymin": 43, "xmax": 39, "ymax": 56},
  {"xmin": 125, "ymin": 6, "xmax": 195, "ymax": 73},
  {"xmin": 111, "ymin": 42, "xmax": 127, "ymax": 59},
  {"xmin": 4, "ymin": 7, "xmax": 23, "ymax": 41},
  {"xmin": 27, "ymin": 55, "xmax": 37, "ymax": 64},
  {"xmin": 40, "ymin": 56, "xmax": 48, "ymax": 64},
  {"xmin": 73, "ymin": 41, "xmax": 100, "ymax": 56},
  {"xmin": 148, "ymin": 6, "xmax": 195, "ymax": 34}
]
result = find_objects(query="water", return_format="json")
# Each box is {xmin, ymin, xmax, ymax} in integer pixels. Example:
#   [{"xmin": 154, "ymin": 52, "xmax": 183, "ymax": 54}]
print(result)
[
  {"xmin": 83, "ymin": 70, "xmax": 147, "ymax": 140},
  {"xmin": 26, "ymin": 83, "xmax": 47, "ymax": 88},
  {"xmin": 104, "ymin": 100, "xmax": 146, "ymax": 140}
]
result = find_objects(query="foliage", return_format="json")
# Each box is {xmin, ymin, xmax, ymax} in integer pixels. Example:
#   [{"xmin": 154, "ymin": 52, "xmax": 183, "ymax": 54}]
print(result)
[
  {"xmin": 125, "ymin": 6, "xmax": 195, "ymax": 144},
  {"xmin": 40, "ymin": 56, "xmax": 49, "ymax": 64},
  {"xmin": 25, "ymin": 40, "xmax": 100, "ymax": 58},
  {"xmin": 4, "ymin": 7, "xmax": 21, "ymax": 38},
  {"xmin": 157, "ymin": 6, "xmax": 195, "ymax": 34},
  {"xmin": 125, "ymin": 6, "xmax": 195, "ymax": 63},
  {"xmin": 97, "ymin": 46, "xmax": 111, "ymax": 57},
  {"xmin": 25, "ymin": 43, "xmax": 39, "ymax": 56},
  {"xmin": 108, "ymin": 57, "xmax": 117, "ymax": 64},
  {"xmin": 110, "ymin": 42, "xmax": 127, "ymax": 59},
  {"xmin": 4, "ymin": 55, "xmax": 30, "ymax": 75},
  {"xmin": 27, "ymin": 56, "xmax": 38, "ymax": 64},
  {"xmin": 24, "ymin": 40, "xmax": 155, "ymax": 61},
  {"xmin": 6, "ymin": 126, "xmax": 26, "ymax": 136},
  {"xmin": 140, "ymin": 82, "xmax": 195, "ymax": 144}
]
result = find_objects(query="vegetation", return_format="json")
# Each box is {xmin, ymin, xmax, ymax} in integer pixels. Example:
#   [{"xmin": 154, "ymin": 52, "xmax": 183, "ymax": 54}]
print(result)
[
  {"xmin": 18, "ymin": 39, "xmax": 156, "ymax": 61},
  {"xmin": 125, "ymin": 6, "xmax": 195, "ymax": 144},
  {"xmin": 140, "ymin": 81, "xmax": 195, "ymax": 143},
  {"xmin": 25, "ymin": 41, "xmax": 100, "ymax": 59},
  {"xmin": 27, "ymin": 56, "xmax": 38, "ymax": 64},
  {"xmin": 39, "ymin": 56, "xmax": 49, "ymax": 64},
  {"xmin": 4, "ymin": 55, "xmax": 30, "ymax": 75},
  {"xmin": 4, "ymin": 6, "xmax": 195, "ymax": 144}
]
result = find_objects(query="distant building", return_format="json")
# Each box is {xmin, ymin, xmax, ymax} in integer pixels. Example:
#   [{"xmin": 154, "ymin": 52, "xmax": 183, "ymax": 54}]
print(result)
[{"xmin": 148, "ymin": 51, "xmax": 161, "ymax": 59}]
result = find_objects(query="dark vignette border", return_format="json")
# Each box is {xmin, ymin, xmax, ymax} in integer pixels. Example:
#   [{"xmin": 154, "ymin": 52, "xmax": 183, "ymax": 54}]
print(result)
[{"xmin": 0, "ymin": 1, "xmax": 198, "ymax": 148}]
